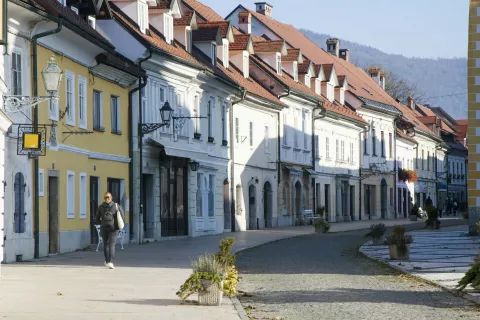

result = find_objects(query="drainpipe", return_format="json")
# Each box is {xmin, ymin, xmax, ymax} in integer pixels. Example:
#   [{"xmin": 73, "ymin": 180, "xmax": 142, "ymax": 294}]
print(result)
[
  {"xmin": 32, "ymin": 20, "xmax": 63, "ymax": 259},
  {"xmin": 277, "ymin": 88, "xmax": 290, "ymax": 186},
  {"xmin": 312, "ymin": 103, "xmax": 326, "ymax": 213},
  {"xmin": 229, "ymin": 88, "xmax": 246, "ymax": 232},
  {"xmin": 136, "ymin": 51, "xmax": 152, "ymax": 243},
  {"xmin": 358, "ymin": 124, "xmax": 370, "ymax": 222},
  {"xmin": 128, "ymin": 50, "xmax": 151, "ymax": 242}
]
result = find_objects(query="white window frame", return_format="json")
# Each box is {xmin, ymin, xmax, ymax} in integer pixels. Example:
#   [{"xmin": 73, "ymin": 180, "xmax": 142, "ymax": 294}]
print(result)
[
  {"xmin": 186, "ymin": 28, "xmax": 192, "ymax": 53},
  {"xmin": 67, "ymin": 171, "xmax": 75, "ymax": 219},
  {"xmin": 38, "ymin": 168, "xmax": 45, "ymax": 197},
  {"xmin": 79, "ymin": 173, "xmax": 87, "ymax": 219},
  {"xmin": 302, "ymin": 110, "xmax": 307, "ymax": 149},
  {"xmin": 88, "ymin": 15, "xmax": 96, "ymax": 29},
  {"xmin": 336, "ymin": 139, "xmax": 340, "ymax": 161},
  {"xmin": 11, "ymin": 48, "xmax": 23, "ymax": 96},
  {"xmin": 222, "ymin": 104, "xmax": 228, "ymax": 142},
  {"xmin": 211, "ymin": 43, "xmax": 217, "ymax": 65},
  {"xmin": 243, "ymin": 52, "xmax": 250, "ymax": 78},
  {"xmin": 208, "ymin": 98, "xmax": 214, "ymax": 139},
  {"xmin": 164, "ymin": 14, "xmax": 173, "ymax": 44},
  {"xmin": 283, "ymin": 113, "xmax": 288, "ymax": 145},
  {"xmin": 223, "ymin": 42, "xmax": 229, "ymax": 68},
  {"xmin": 326, "ymin": 137, "xmax": 330, "ymax": 160},
  {"xmin": 293, "ymin": 61, "xmax": 298, "ymax": 82},
  {"xmin": 111, "ymin": 95, "xmax": 121, "ymax": 134},
  {"xmin": 138, "ymin": 0, "xmax": 148, "ymax": 34},
  {"xmin": 341, "ymin": 140, "xmax": 345, "ymax": 161},
  {"xmin": 208, "ymin": 174, "xmax": 215, "ymax": 218},
  {"xmin": 65, "ymin": 70, "xmax": 75, "ymax": 126},
  {"xmin": 78, "ymin": 76, "xmax": 87, "ymax": 129}
]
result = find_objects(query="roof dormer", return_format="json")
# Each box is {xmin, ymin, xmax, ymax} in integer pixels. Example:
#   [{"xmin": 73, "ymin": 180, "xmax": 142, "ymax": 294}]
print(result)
[
  {"xmin": 192, "ymin": 26, "xmax": 223, "ymax": 66},
  {"xmin": 148, "ymin": 0, "xmax": 183, "ymax": 44},
  {"xmin": 298, "ymin": 60, "xmax": 314, "ymax": 88},
  {"xmin": 238, "ymin": 11, "xmax": 251, "ymax": 34},
  {"xmin": 282, "ymin": 49, "xmax": 302, "ymax": 81},
  {"xmin": 174, "ymin": 10, "xmax": 197, "ymax": 53},
  {"xmin": 335, "ymin": 75, "xmax": 348, "ymax": 105},
  {"xmin": 313, "ymin": 64, "xmax": 326, "ymax": 95},
  {"xmin": 321, "ymin": 64, "xmax": 339, "ymax": 102},
  {"xmin": 230, "ymin": 34, "xmax": 254, "ymax": 78},
  {"xmin": 198, "ymin": 21, "xmax": 234, "ymax": 69},
  {"xmin": 252, "ymin": 39, "xmax": 287, "ymax": 75}
]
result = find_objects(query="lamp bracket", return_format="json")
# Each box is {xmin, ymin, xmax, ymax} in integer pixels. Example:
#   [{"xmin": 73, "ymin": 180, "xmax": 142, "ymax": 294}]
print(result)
[
  {"xmin": 3, "ymin": 94, "xmax": 59, "ymax": 113},
  {"xmin": 141, "ymin": 123, "xmax": 169, "ymax": 135},
  {"xmin": 172, "ymin": 116, "xmax": 206, "ymax": 135}
]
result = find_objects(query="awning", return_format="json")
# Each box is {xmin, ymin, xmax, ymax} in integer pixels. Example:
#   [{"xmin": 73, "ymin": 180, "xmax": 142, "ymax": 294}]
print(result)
[
  {"xmin": 283, "ymin": 165, "xmax": 302, "ymax": 174},
  {"xmin": 146, "ymin": 137, "xmax": 208, "ymax": 159},
  {"xmin": 304, "ymin": 168, "xmax": 319, "ymax": 177}
]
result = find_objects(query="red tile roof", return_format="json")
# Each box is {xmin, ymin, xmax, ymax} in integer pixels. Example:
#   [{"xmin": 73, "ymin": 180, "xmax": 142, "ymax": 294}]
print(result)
[
  {"xmin": 396, "ymin": 128, "xmax": 417, "ymax": 144},
  {"xmin": 193, "ymin": 25, "xmax": 220, "ymax": 42},
  {"xmin": 284, "ymin": 49, "xmax": 301, "ymax": 62},
  {"xmin": 182, "ymin": 0, "xmax": 224, "ymax": 22},
  {"xmin": 174, "ymin": 10, "xmax": 195, "ymax": 26},
  {"xmin": 198, "ymin": 21, "xmax": 230, "ymax": 38},
  {"xmin": 229, "ymin": 34, "xmax": 251, "ymax": 51},
  {"xmin": 415, "ymin": 103, "xmax": 436, "ymax": 117},
  {"xmin": 322, "ymin": 64, "xmax": 333, "ymax": 81},
  {"xmin": 417, "ymin": 116, "xmax": 437, "ymax": 125},
  {"xmin": 151, "ymin": 0, "xmax": 173, "ymax": 9},
  {"xmin": 456, "ymin": 119, "xmax": 468, "ymax": 126},
  {"xmin": 298, "ymin": 61, "xmax": 311, "ymax": 74},
  {"xmin": 337, "ymin": 75, "xmax": 346, "ymax": 87},
  {"xmin": 253, "ymin": 40, "xmax": 285, "ymax": 53}
]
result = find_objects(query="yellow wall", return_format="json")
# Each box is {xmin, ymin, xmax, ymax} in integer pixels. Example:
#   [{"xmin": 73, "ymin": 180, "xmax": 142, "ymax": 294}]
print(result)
[
  {"xmin": 35, "ymin": 46, "xmax": 130, "ymax": 232},
  {"xmin": 469, "ymin": 1, "xmax": 480, "ymax": 206}
]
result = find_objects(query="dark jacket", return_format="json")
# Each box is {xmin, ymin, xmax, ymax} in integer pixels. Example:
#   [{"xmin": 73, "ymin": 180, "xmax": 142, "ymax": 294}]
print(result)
[{"xmin": 95, "ymin": 201, "xmax": 126, "ymax": 231}]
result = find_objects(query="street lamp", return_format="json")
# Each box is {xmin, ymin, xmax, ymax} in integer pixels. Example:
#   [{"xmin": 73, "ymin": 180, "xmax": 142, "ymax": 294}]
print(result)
[
  {"xmin": 3, "ymin": 55, "xmax": 62, "ymax": 113},
  {"xmin": 160, "ymin": 101, "xmax": 174, "ymax": 126},
  {"xmin": 189, "ymin": 160, "xmax": 200, "ymax": 172}
]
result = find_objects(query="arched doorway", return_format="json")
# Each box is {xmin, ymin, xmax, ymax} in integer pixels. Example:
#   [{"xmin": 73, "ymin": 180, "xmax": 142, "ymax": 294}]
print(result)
[
  {"xmin": 381, "ymin": 179, "xmax": 387, "ymax": 219},
  {"xmin": 248, "ymin": 185, "xmax": 257, "ymax": 230},
  {"xmin": 295, "ymin": 181, "xmax": 302, "ymax": 224},
  {"xmin": 263, "ymin": 182, "xmax": 273, "ymax": 228}
]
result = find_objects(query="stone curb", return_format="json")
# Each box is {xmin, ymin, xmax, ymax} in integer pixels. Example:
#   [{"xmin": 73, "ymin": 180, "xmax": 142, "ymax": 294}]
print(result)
[
  {"xmin": 230, "ymin": 296, "xmax": 249, "ymax": 320},
  {"xmin": 359, "ymin": 241, "xmax": 480, "ymax": 306}
]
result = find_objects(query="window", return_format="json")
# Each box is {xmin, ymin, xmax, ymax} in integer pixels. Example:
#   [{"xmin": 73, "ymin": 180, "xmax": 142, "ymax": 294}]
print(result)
[
  {"xmin": 79, "ymin": 173, "xmax": 87, "ymax": 219},
  {"xmin": 314, "ymin": 135, "xmax": 319, "ymax": 158},
  {"xmin": 422, "ymin": 150, "xmax": 425, "ymax": 170},
  {"xmin": 38, "ymin": 169, "xmax": 44, "ymax": 197},
  {"xmin": 305, "ymin": 75, "xmax": 311, "ymax": 87},
  {"xmin": 427, "ymin": 151, "xmax": 430, "ymax": 171},
  {"xmin": 196, "ymin": 173, "xmax": 203, "ymax": 217},
  {"xmin": 88, "ymin": 15, "xmax": 96, "ymax": 29},
  {"xmin": 111, "ymin": 96, "xmax": 120, "ymax": 134},
  {"xmin": 186, "ymin": 29, "xmax": 192, "ymax": 53},
  {"xmin": 67, "ymin": 171, "xmax": 75, "ymax": 219},
  {"xmin": 416, "ymin": 148, "xmax": 419, "ymax": 169},
  {"xmin": 336, "ymin": 139, "xmax": 340, "ymax": 161},
  {"xmin": 222, "ymin": 105, "xmax": 227, "ymax": 143},
  {"xmin": 208, "ymin": 99, "xmax": 214, "ymax": 140},
  {"xmin": 294, "ymin": 112, "xmax": 298, "ymax": 148},
  {"xmin": 164, "ymin": 14, "xmax": 173, "ymax": 44},
  {"xmin": 283, "ymin": 113, "xmax": 288, "ymax": 145},
  {"xmin": 12, "ymin": 50, "xmax": 22, "ymax": 95},
  {"xmin": 389, "ymin": 132, "xmax": 393, "ymax": 158},
  {"xmin": 264, "ymin": 125, "xmax": 269, "ymax": 152},
  {"xmin": 381, "ymin": 131, "xmax": 385, "ymax": 157},
  {"xmin": 14, "ymin": 172, "xmax": 26, "ymax": 234},
  {"xmin": 249, "ymin": 121, "xmax": 253, "ymax": 147},
  {"xmin": 223, "ymin": 43, "xmax": 229, "ymax": 68},
  {"xmin": 371, "ymin": 129, "xmax": 376, "ymax": 156},
  {"xmin": 363, "ymin": 132, "xmax": 368, "ymax": 154},
  {"xmin": 138, "ymin": 0, "xmax": 148, "ymax": 34},
  {"xmin": 208, "ymin": 175, "xmax": 215, "ymax": 217},
  {"xmin": 235, "ymin": 117, "xmax": 239, "ymax": 143},
  {"xmin": 211, "ymin": 43, "xmax": 217, "ymax": 65},
  {"xmin": 350, "ymin": 142, "xmax": 354, "ymax": 163},
  {"xmin": 276, "ymin": 53, "xmax": 282, "ymax": 75},
  {"xmin": 341, "ymin": 141, "xmax": 345, "ymax": 161},
  {"xmin": 194, "ymin": 94, "xmax": 200, "ymax": 136},
  {"xmin": 326, "ymin": 137, "xmax": 330, "ymax": 159},
  {"xmin": 78, "ymin": 76, "xmax": 87, "ymax": 129},
  {"xmin": 65, "ymin": 71, "xmax": 75, "ymax": 126},
  {"xmin": 302, "ymin": 111, "xmax": 307, "ymax": 149},
  {"xmin": 93, "ymin": 90, "xmax": 103, "ymax": 130}
]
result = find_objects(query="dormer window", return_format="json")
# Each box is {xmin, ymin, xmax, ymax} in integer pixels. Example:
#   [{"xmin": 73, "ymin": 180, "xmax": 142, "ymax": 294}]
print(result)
[
  {"xmin": 212, "ymin": 43, "xmax": 217, "ymax": 65},
  {"xmin": 138, "ymin": 0, "xmax": 148, "ymax": 34},
  {"xmin": 186, "ymin": 29, "xmax": 192, "ymax": 53},
  {"xmin": 88, "ymin": 16, "xmax": 96, "ymax": 29},
  {"xmin": 305, "ymin": 74, "xmax": 311, "ymax": 88},
  {"xmin": 223, "ymin": 42, "xmax": 229, "ymax": 68},
  {"xmin": 293, "ymin": 61, "xmax": 298, "ymax": 82},
  {"xmin": 276, "ymin": 53, "xmax": 282, "ymax": 75},
  {"xmin": 243, "ymin": 52, "xmax": 249, "ymax": 78},
  {"xmin": 164, "ymin": 14, "xmax": 173, "ymax": 44}
]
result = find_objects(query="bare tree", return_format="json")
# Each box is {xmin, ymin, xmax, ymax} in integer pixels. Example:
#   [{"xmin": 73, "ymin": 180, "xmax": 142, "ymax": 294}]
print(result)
[{"xmin": 364, "ymin": 65, "xmax": 428, "ymax": 105}]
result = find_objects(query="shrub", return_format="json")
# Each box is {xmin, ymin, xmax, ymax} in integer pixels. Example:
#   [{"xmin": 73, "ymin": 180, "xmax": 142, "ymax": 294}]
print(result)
[
  {"xmin": 315, "ymin": 206, "xmax": 325, "ymax": 218},
  {"xmin": 425, "ymin": 203, "xmax": 441, "ymax": 228},
  {"xmin": 364, "ymin": 223, "xmax": 386, "ymax": 239},
  {"xmin": 214, "ymin": 237, "xmax": 239, "ymax": 297},
  {"xmin": 314, "ymin": 218, "xmax": 330, "ymax": 232},
  {"xmin": 457, "ymin": 263, "xmax": 480, "ymax": 291},
  {"xmin": 385, "ymin": 226, "xmax": 413, "ymax": 257}
]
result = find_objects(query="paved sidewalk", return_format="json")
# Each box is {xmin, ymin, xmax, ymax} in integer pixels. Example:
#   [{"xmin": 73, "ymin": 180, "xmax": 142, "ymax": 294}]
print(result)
[
  {"xmin": 0, "ymin": 218, "xmax": 465, "ymax": 319},
  {"xmin": 360, "ymin": 225, "xmax": 480, "ymax": 304}
]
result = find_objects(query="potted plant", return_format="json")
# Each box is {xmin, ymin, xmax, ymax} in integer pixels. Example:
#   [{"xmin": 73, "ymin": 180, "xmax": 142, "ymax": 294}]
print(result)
[
  {"xmin": 214, "ymin": 237, "xmax": 239, "ymax": 298},
  {"xmin": 456, "ymin": 250, "xmax": 480, "ymax": 291},
  {"xmin": 364, "ymin": 223, "xmax": 387, "ymax": 245},
  {"xmin": 384, "ymin": 226, "xmax": 414, "ymax": 260},
  {"xmin": 425, "ymin": 203, "xmax": 441, "ymax": 229},
  {"xmin": 314, "ymin": 218, "xmax": 330, "ymax": 233},
  {"xmin": 409, "ymin": 204, "xmax": 419, "ymax": 221},
  {"xmin": 177, "ymin": 253, "xmax": 225, "ymax": 305}
]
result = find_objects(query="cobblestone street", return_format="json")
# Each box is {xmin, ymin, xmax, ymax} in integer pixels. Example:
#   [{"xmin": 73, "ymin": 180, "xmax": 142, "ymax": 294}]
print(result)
[{"xmin": 236, "ymin": 222, "xmax": 480, "ymax": 320}]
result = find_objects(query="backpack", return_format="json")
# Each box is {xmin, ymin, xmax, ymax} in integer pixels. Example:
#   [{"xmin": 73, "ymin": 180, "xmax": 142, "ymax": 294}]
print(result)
[{"xmin": 102, "ymin": 204, "xmax": 115, "ymax": 230}]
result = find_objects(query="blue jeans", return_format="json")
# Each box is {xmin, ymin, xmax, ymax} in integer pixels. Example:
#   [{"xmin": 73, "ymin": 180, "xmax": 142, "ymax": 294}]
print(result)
[{"xmin": 101, "ymin": 227, "xmax": 118, "ymax": 263}]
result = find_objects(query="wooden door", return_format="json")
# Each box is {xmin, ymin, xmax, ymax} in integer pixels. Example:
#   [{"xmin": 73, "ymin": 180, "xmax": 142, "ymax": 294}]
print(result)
[
  {"xmin": 90, "ymin": 177, "xmax": 99, "ymax": 244},
  {"xmin": 48, "ymin": 176, "xmax": 59, "ymax": 254}
]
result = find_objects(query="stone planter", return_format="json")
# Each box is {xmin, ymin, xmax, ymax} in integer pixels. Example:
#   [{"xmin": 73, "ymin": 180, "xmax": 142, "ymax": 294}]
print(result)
[
  {"xmin": 198, "ymin": 280, "xmax": 224, "ymax": 306},
  {"xmin": 409, "ymin": 215, "xmax": 418, "ymax": 221},
  {"xmin": 388, "ymin": 244, "xmax": 410, "ymax": 260},
  {"xmin": 372, "ymin": 237, "xmax": 385, "ymax": 245}
]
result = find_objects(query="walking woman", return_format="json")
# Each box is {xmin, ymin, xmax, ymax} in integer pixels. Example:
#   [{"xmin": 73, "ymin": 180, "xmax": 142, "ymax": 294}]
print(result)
[{"xmin": 95, "ymin": 192, "xmax": 126, "ymax": 269}]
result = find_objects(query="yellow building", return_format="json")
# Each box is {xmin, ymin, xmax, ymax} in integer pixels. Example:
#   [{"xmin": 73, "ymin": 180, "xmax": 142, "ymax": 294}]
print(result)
[
  {"xmin": 469, "ymin": 1, "xmax": 480, "ymax": 223},
  {"xmin": 24, "ymin": 3, "xmax": 143, "ymax": 256}
]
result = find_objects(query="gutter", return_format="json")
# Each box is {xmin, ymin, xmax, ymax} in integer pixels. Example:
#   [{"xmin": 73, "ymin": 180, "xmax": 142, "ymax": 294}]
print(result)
[
  {"xmin": 229, "ymin": 88, "xmax": 247, "ymax": 232},
  {"xmin": 32, "ymin": 20, "xmax": 63, "ymax": 259},
  {"xmin": 277, "ymin": 88, "xmax": 290, "ymax": 187},
  {"xmin": 358, "ymin": 124, "xmax": 371, "ymax": 221},
  {"xmin": 312, "ymin": 102, "xmax": 326, "ymax": 213},
  {"xmin": 128, "ymin": 50, "xmax": 152, "ymax": 243}
]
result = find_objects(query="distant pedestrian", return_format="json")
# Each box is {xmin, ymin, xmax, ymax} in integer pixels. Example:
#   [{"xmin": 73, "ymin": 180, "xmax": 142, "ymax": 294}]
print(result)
[{"xmin": 95, "ymin": 192, "xmax": 126, "ymax": 269}]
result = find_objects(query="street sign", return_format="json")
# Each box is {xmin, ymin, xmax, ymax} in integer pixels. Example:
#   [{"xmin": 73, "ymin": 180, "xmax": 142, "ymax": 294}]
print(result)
[{"xmin": 0, "ymin": 0, "xmax": 6, "ymax": 45}]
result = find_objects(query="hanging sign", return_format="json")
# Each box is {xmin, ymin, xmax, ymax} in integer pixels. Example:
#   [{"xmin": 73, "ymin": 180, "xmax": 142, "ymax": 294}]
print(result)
[{"xmin": 0, "ymin": 0, "xmax": 6, "ymax": 45}]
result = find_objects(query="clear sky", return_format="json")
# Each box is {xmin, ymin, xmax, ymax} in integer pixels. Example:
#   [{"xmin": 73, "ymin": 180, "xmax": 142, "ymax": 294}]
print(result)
[{"xmin": 197, "ymin": 0, "xmax": 468, "ymax": 59}]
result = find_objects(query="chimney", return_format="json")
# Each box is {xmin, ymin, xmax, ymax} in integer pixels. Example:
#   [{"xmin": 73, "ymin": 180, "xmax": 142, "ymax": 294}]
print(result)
[
  {"xmin": 238, "ymin": 11, "xmax": 251, "ymax": 34},
  {"xmin": 407, "ymin": 96, "xmax": 415, "ymax": 110},
  {"xmin": 255, "ymin": 2, "xmax": 273, "ymax": 18},
  {"xmin": 379, "ymin": 73, "xmax": 385, "ymax": 90},
  {"xmin": 339, "ymin": 49, "xmax": 349, "ymax": 62},
  {"xmin": 326, "ymin": 38, "xmax": 340, "ymax": 57},
  {"xmin": 368, "ymin": 67, "xmax": 381, "ymax": 85}
]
